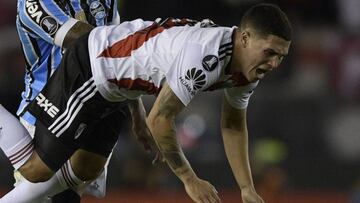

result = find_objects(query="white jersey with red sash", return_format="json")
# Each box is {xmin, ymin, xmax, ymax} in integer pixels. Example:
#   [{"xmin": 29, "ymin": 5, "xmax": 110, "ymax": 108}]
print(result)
[{"xmin": 88, "ymin": 18, "xmax": 258, "ymax": 109}]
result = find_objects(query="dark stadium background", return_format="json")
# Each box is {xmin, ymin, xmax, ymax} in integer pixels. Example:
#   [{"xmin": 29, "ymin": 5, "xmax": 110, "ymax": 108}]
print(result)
[{"xmin": 1, "ymin": 0, "xmax": 359, "ymax": 202}]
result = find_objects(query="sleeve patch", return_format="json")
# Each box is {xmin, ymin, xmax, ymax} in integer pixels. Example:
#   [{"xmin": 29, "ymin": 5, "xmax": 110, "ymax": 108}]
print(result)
[
  {"xmin": 202, "ymin": 55, "xmax": 218, "ymax": 72},
  {"xmin": 25, "ymin": 0, "xmax": 59, "ymax": 36},
  {"xmin": 179, "ymin": 67, "xmax": 206, "ymax": 96}
]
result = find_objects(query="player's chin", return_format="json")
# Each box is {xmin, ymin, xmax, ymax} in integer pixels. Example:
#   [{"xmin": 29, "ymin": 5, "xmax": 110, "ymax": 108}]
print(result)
[
  {"xmin": 242, "ymin": 72, "xmax": 253, "ymax": 82},
  {"xmin": 248, "ymin": 74, "xmax": 260, "ymax": 82},
  {"xmin": 251, "ymin": 71, "xmax": 266, "ymax": 82},
  {"xmin": 245, "ymin": 70, "xmax": 260, "ymax": 82}
]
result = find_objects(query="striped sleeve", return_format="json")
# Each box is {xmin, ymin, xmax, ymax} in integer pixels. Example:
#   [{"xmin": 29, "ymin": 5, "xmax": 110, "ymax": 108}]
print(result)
[
  {"xmin": 18, "ymin": 0, "xmax": 78, "ymax": 46},
  {"xmin": 224, "ymin": 81, "xmax": 259, "ymax": 109},
  {"xmin": 108, "ymin": 0, "xmax": 120, "ymax": 25}
]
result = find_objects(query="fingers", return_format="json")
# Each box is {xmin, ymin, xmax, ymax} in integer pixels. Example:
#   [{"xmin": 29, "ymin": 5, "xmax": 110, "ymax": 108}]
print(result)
[
  {"xmin": 152, "ymin": 151, "xmax": 165, "ymax": 165},
  {"xmin": 202, "ymin": 198, "xmax": 211, "ymax": 203},
  {"xmin": 197, "ymin": 193, "xmax": 221, "ymax": 203},
  {"xmin": 205, "ymin": 183, "xmax": 220, "ymax": 203},
  {"xmin": 137, "ymin": 137, "xmax": 152, "ymax": 153},
  {"xmin": 210, "ymin": 188, "xmax": 221, "ymax": 203},
  {"xmin": 133, "ymin": 125, "xmax": 166, "ymax": 165},
  {"xmin": 208, "ymin": 187, "xmax": 221, "ymax": 203},
  {"xmin": 207, "ymin": 196, "xmax": 220, "ymax": 203},
  {"xmin": 133, "ymin": 127, "xmax": 155, "ymax": 153},
  {"xmin": 152, "ymin": 152, "xmax": 161, "ymax": 165},
  {"xmin": 135, "ymin": 126, "xmax": 158, "ymax": 151},
  {"xmin": 135, "ymin": 128, "xmax": 164, "ymax": 164},
  {"xmin": 194, "ymin": 185, "xmax": 221, "ymax": 203}
]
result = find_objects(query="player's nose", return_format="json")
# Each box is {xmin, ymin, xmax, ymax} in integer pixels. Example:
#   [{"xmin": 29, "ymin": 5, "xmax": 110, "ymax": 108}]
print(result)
[{"xmin": 267, "ymin": 57, "xmax": 280, "ymax": 69}]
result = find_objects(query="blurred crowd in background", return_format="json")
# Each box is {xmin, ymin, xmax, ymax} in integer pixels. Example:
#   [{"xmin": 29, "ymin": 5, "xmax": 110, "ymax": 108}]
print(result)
[{"xmin": 0, "ymin": 0, "xmax": 359, "ymax": 202}]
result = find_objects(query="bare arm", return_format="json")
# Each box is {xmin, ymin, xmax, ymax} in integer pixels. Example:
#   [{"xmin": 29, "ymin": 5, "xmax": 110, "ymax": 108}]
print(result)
[
  {"xmin": 147, "ymin": 83, "xmax": 194, "ymax": 180},
  {"xmin": 221, "ymin": 97, "xmax": 264, "ymax": 203},
  {"xmin": 128, "ymin": 98, "xmax": 147, "ymax": 126},
  {"xmin": 127, "ymin": 98, "xmax": 156, "ymax": 153},
  {"xmin": 147, "ymin": 83, "xmax": 220, "ymax": 203}
]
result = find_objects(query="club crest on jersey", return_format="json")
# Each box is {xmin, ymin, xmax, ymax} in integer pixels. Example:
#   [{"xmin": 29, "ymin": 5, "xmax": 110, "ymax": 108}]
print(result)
[
  {"xmin": 35, "ymin": 93, "xmax": 59, "ymax": 118},
  {"xmin": 25, "ymin": 0, "xmax": 59, "ymax": 36},
  {"xmin": 202, "ymin": 55, "xmax": 218, "ymax": 72},
  {"xmin": 74, "ymin": 123, "xmax": 87, "ymax": 139},
  {"xmin": 41, "ymin": 16, "xmax": 58, "ymax": 36},
  {"xmin": 90, "ymin": 1, "xmax": 106, "ymax": 20},
  {"xmin": 179, "ymin": 68, "xmax": 206, "ymax": 96}
]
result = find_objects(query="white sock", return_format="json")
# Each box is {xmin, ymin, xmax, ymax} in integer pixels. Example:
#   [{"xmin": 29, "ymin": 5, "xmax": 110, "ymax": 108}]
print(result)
[
  {"xmin": 0, "ymin": 104, "xmax": 33, "ymax": 169},
  {"xmin": 84, "ymin": 150, "xmax": 113, "ymax": 198},
  {"xmin": 0, "ymin": 174, "xmax": 64, "ymax": 203},
  {"xmin": 57, "ymin": 160, "xmax": 87, "ymax": 193},
  {"xmin": 0, "ymin": 161, "xmax": 87, "ymax": 203}
]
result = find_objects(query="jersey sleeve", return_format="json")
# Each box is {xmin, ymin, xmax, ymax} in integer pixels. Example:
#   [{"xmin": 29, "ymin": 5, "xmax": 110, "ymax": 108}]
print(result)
[
  {"xmin": 110, "ymin": 12, "xmax": 120, "ymax": 25},
  {"xmin": 224, "ymin": 81, "xmax": 259, "ymax": 109},
  {"xmin": 109, "ymin": 0, "xmax": 120, "ymax": 25},
  {"xmin": 166, "ymin": 43, "xmax": 220, "ymax": 106},
  {"xmin": 18, "ymin": 0, "xmax": 79, "ymax": 46}
]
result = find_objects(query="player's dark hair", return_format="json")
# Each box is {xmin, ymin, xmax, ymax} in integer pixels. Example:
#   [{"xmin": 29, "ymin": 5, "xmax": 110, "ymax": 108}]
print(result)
[{"xmin": 240, "ymin": 3, "xmax": 292, "ymax": 41}]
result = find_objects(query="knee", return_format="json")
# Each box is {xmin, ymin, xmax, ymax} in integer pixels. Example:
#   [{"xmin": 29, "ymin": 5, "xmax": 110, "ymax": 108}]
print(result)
[
  {"xmin": 19, "ymin": 152, "xmax": 54, "ymax": 183},
  {"xmin": 71, "ymin": 150, "xmax": 106, "ymax": 181},
  {"xmin": 76, "ymin": 164, "xmax": 103, "ymax": 181}
]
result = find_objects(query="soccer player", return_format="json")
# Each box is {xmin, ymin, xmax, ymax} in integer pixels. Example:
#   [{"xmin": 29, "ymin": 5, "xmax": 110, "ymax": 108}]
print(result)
[
  {"xmin": 1, "ymin": 3, "xmax": 292, "ymax": 203},
  {"xmin": 1, "ymin": 0, "xmax": 123, "ymax": 202}
]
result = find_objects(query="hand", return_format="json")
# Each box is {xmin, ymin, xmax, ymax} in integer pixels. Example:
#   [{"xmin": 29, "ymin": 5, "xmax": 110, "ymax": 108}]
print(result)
[
  {"xmin": 132, "ymin": 122, "xmax": 164, "ymax": 163},
  {"xmin": 151, "ymin": 151, "xmax": 165, "ymax": 165},
  {"xmin": 132, "ymin": 121, "xmax": 155, "ymax": 152},
  {"xmin": 184, "ymin": 177, "xmax": 221, "ymax": 203},
  {"xmin": 241, "ymin": 187, "xmax": 264, "ymax": 203}
]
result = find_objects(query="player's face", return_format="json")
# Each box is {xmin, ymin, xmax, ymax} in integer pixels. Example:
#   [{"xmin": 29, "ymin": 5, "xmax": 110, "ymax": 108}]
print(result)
[{"xmin": 240, "ymin": 33, "xmax": 291, "ymax": 82}]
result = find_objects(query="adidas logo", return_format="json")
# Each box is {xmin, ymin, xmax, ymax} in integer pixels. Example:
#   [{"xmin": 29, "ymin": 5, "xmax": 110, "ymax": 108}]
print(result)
[{"xmin": 179, "ymin": 68, "xmax": 206, "ymax": 95}]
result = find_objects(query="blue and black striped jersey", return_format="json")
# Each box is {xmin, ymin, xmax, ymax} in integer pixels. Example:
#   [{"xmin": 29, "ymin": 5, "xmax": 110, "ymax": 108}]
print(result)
[{"xmin": 16, "ymin": 0, "xmax": 119, "ymax": 124}]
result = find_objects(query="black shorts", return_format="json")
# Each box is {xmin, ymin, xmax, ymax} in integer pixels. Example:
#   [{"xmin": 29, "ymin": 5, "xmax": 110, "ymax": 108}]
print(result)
[{"xmin": 27, "ymin": 33, "xmax": 128, "ymax": 171}]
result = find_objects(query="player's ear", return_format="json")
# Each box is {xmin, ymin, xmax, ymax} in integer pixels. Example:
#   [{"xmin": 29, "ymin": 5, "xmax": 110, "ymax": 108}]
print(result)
[{"xmin": 240, "ymin": 30, "xmax": 250, "ymax": 48}]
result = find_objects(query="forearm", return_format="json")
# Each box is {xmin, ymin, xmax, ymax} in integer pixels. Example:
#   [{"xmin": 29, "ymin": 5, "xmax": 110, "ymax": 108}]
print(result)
[
  {"xmin": 147, "ymin": 116, "xmax": 196, "ymax": 182},
  {"xmin": 221, "ymin": 97, "xmax": 256, "ymax": 192},
  {"xmin": 222, "ymin": 127, "xmax": 255, "ymax": 190},
  {"xmin": 62, "ymin": 21, "xmax": 93, "ymax": 48},
  {"xmin": 147, "ymin": 84, "xmax": 220, "ymax": 202},
  {"xmin": 128, "ymin": 98, "xmax": 146, "ymax": 123}
]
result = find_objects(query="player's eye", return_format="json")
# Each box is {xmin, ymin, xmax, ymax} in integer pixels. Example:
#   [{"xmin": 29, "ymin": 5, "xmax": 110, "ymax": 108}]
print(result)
[
  {"xmin": 278, "ymin": 55, "xmax": 284, "ymax": 61},
  {"xmin": 264, "ymin": 49, "xmax": 276, "ymax": 57}
]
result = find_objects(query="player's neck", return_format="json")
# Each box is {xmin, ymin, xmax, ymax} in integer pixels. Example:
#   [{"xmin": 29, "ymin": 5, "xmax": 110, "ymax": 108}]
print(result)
[{"xmin": 229, "ymin": 31, "xmax": 245, "ymax": 75}]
